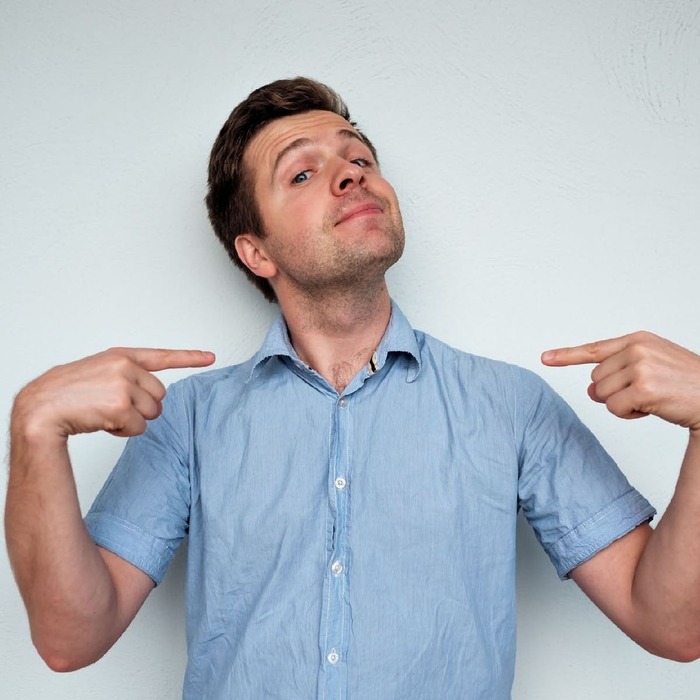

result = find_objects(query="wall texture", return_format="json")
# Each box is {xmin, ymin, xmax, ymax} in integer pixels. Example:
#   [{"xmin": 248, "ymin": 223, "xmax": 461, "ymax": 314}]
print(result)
[{"xmin": 2, "ymin": 1, "xmax": 700, "ymax": 697}]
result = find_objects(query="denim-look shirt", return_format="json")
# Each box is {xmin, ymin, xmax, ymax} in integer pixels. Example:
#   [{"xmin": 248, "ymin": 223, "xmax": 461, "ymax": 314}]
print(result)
[{"xmin": 85, "ymin": 303, "xmax": 655, "ymax": 700}]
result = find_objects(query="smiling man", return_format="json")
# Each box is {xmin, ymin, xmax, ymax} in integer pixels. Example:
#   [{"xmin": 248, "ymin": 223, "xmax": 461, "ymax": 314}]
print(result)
[
  {"xmin": 229, "ymin": 107, "xmax": 405, "ymax": 388},
  {"xmin": 7, "ymin": 77, "xmax": 700, "ymax": 699}
]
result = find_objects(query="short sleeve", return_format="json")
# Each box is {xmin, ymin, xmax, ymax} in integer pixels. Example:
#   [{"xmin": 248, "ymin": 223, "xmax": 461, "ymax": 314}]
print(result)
[
  {"xmin": 515, "ymin": 369, "xmax": 656, "ymax": 579},
  {"xmin": 84, "ymin": 381, "xmax": 191, "ymax": 584}
]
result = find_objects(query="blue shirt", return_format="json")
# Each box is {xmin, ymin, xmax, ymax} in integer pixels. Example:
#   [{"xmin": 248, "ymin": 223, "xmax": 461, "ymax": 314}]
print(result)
[{"xmin": 85, "ymin": 303, "xmax": 655, "ymax": 699}]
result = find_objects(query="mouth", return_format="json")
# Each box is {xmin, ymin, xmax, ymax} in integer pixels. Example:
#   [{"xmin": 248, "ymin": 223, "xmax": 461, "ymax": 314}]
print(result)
[{"xmin": 335, "ymin": 201, "xmax": 384, "ymax": 225}]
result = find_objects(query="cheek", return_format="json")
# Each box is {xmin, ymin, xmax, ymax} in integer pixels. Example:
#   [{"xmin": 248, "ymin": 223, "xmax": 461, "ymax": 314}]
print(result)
[
  {"xmin": 260, "ymin": 189, "xmax": 299, "ymax": 233},
  {"xmin": 268, "ymin": 194, "xmax": 325, "ymax": 241},
  {"xmin": 372, "ymin": 176, "xmax": 398, "ymax": 202},
  {"xmin": 288, "ymin": 191, "xmax": 327, "ymax": 224},
  {"xmin": 380, "ymin": 186, "xmax": 402, "ymax": 221}
]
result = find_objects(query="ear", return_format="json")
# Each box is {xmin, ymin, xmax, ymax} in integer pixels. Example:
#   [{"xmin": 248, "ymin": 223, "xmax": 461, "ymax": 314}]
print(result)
[{"xmin": 234, "ymin": 234, "xmax": 278, "ymax": 280}]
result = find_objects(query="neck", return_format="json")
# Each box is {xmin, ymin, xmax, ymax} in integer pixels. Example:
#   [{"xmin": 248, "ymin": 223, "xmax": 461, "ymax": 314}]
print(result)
[{"xmin": 278, "ymin": 281, "xmax": 392, "ymax": 393}]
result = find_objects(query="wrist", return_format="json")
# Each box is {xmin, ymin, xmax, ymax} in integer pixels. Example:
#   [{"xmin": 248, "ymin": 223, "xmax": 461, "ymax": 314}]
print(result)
[{"xmin": 11, "ymin": 387, "xmax": 69, "ymax": 449}]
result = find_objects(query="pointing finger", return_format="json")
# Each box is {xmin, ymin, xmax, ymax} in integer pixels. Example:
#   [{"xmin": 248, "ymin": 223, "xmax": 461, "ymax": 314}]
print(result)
[
  {"xmin": 541, "ymin": 335, "xmax": 631, "ymax": 367},
  {"xmin": 109, "ymin": 348, "xmax": 216, "ymax": 372}
]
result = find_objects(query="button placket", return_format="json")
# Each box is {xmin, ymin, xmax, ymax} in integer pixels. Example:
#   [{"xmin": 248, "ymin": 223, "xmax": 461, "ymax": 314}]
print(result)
[{"xmin": 319, "ymin": 392, "xmax": 352, "ymax": 698}]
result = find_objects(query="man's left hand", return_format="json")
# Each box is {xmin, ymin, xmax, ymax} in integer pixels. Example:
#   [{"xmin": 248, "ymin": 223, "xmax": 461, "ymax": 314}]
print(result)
[{"xmin": 541, "ymin": 331, "xmax": 700, "ymax": 433}]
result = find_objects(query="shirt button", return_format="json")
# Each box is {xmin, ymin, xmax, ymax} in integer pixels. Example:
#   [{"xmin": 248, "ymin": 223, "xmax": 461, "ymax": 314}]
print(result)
[
  {"xmin": 335, "ymin": 476, "xmax": 347, "ymax": 489},
  {"xmin": 327, "ymin": 650, "xmax": 340, "ymax": 664},
  {"xmin": 331, "ymin": 560, "xmax": 343, "ymax": 576},
  {"xmin": 338, "ymin": 397, "xmax": 347, "ymax": 408}
]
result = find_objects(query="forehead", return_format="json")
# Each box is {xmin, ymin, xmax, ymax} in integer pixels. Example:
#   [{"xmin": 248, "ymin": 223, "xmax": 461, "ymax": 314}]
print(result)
[{"xmin": 245, "ymin": 110, "xmax": 361, "ymax": 178}]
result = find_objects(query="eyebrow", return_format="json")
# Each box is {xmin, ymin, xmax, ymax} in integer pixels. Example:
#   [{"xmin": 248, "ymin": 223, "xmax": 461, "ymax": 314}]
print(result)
[{"xmin": 271, "ymin": 128, "xmax": 366, "ymax": 181}]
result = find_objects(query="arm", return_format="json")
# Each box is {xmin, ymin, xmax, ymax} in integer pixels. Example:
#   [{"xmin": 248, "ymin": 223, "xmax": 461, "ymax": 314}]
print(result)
[
  {"xmin": 5, "ymin": 347, "xmax": 214, "ymax": 671},
  {"xmin": 542, "ymin": 332, "xmax": 700, "ymax": 661}
]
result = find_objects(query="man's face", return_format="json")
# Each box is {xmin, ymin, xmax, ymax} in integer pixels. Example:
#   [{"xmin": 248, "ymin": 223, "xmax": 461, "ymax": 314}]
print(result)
[{"xmin": 241, "ymin": 110, "xmax": 404, "ymax": 297}]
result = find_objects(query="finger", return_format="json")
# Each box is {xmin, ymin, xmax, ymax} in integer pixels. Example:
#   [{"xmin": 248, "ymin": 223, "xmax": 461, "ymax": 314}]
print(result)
[
  {"xmin": 586, "ymin": 383, "xmax": 605, "ymax": 404},
  {"xmin": 541, "ymin": 335, "xmax": 631, "ymax": 367},
  {"xmin": 130, "ymin": 386, "xmax": 163, "ymax": 422},
  {"xmin": 106, "ymin": 409, "xmax": 148, "ymax": 438},
  {"xmin": 133, "ymin": 368, "xmax": 167, "ymax": 402},
  {"xmin": 590, "ymin": 366, "xmax": 633, "ymax": 403},
  {"xmin": 604, "ymin": 386, "xmax": 650, "ymax": 421},
  {"xmin": 590, "ymin": 351, "xmax": 629, "ymax": 384},
  {"xmin": 111, "ymin": 348, "xmax": 216, "ymax": 372}
]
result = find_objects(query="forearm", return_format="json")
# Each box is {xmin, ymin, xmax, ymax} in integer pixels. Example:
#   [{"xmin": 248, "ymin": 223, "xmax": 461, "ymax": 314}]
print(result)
[
  {"xmin": 631, "ymin": 430, "xmax": 700, "ymax": 660},
  {"xmin": 6, "ymin": 408, "xmax": 120, "ymax": 671}
]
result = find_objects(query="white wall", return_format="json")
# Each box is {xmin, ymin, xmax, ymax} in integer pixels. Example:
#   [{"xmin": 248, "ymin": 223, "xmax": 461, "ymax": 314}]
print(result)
[{"xmin": 2, "ymin": 1, "xmax": 699, "ymax": 697}]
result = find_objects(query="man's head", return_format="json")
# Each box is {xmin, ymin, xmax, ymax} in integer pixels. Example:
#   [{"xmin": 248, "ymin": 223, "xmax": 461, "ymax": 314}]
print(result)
[{"xmin": 206, "ymin": 77, "xmax": 383, "ymax": 303}]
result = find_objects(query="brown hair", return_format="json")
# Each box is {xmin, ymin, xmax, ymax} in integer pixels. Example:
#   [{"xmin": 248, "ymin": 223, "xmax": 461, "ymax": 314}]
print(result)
[{"xmin": 205, "ymin": 77, "xmax": 378, "ymax": 302}]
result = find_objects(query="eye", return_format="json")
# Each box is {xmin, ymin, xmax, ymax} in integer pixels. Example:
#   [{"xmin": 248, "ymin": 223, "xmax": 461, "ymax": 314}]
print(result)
[
  {"xmin": 291, "ymin": 170, "xmax": 311, "ymax": 184},
  {"xmin": 350, "ymin": 158, "xmax": 370, "ymax": 167}
]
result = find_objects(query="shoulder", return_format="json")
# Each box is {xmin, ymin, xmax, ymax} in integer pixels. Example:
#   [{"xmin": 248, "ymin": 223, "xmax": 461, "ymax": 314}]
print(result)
[
  {"xmin": 416, "ymin": 329, "xmax": 547, "ymax": 394},
  {"xmin": 411, "ymin": 330, "xmax": 565, "ymax": 439},
  {"xmin": 163, "ymin": 355, "xmax": 259, "ymax": 409}
]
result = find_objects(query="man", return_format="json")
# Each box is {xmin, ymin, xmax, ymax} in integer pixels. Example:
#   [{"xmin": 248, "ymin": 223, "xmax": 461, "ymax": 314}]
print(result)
[{"xmin": 6, "ymin": 77, "xmax": 700, "ymax": 699}]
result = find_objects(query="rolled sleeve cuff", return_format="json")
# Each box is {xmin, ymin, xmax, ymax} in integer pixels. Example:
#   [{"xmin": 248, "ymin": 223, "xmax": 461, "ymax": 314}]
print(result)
[
  {"xmin": 547, "ymin": 489, "xmax": 656, "ymax": 579},
  {"xmin": 85, "ymin": 512, "xmax": 176, "ymax": 585}
]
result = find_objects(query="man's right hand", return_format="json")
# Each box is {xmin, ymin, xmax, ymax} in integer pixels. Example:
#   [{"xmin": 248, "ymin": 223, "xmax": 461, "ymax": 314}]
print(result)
[
  {"xmin": 6, "ymin": 347, "xmax": 215, "ymax": 671},
  {"xmin": 12, "ymin": 347, "xmax": 215, "ymax": 442}
]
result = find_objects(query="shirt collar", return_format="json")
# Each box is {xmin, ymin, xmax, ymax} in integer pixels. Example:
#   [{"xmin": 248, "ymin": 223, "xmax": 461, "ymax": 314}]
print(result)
[
  {"xmin": 247, "ymin": 299, "xmax": 421, "ymax": 384},
  {"xmin": 373, "ymin": 300, "xmax": 421, "ymax": 382}
]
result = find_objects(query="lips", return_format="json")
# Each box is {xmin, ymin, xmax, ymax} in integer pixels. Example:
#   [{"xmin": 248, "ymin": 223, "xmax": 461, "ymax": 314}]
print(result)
[{"xmin": 335, "ymin": 200, "xmax": 384, "ymax": 225}]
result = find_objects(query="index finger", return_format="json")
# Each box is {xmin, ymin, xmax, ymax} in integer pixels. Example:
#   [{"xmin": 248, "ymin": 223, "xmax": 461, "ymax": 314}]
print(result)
[
  {"xmin": 114, "ymin": 347, "xmax": 216, "ymax": 372},
  {"xmin": 541, "ymin": 335, "xmax": 630, "ymax": 367}
]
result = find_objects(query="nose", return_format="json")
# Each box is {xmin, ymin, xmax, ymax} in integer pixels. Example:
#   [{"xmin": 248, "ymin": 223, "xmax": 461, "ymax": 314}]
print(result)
[{"xmin": 331, "ymin": 159, "xmax": 364, "ymax": 196}]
